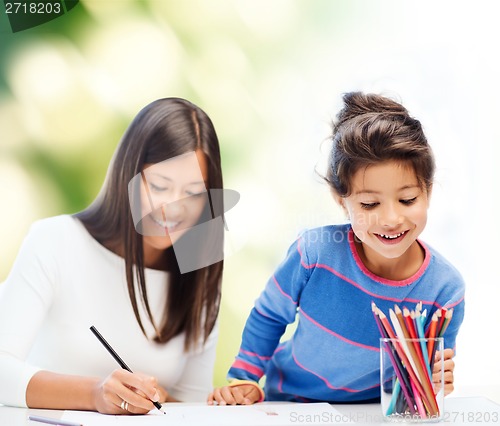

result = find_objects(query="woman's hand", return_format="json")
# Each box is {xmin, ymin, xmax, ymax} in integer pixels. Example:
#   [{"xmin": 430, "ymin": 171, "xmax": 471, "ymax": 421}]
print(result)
[
  {"xmin": 432, "ymin": 348, "xmax": 455, "ymax": 396},
  {"xmin": 155, "ymin": 382, "xmax": 173, "ymax": 403},
  {"xmin": 207, "ymin": 382, "xmax": 263, "ymax": 406},
  {"xmin": 92, "ymin": 369, "xmax": 162, "ymax": 414}
]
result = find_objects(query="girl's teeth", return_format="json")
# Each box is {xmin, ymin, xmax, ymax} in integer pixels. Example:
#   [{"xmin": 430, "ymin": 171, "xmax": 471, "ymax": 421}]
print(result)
[{"xmin": 380, "ymin": 232, "xmax": 404, "ymax": 239}]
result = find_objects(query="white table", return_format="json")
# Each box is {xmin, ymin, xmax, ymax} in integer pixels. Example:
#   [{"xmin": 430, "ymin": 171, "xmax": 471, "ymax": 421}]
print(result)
[{"xmin": 1, "ymin": 396, "xmax": 499, "ymax": 425}]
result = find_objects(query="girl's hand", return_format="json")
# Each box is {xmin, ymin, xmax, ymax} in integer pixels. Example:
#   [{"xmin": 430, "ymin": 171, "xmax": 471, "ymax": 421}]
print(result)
[
  {"xmin": 207, "ymin": 382, "xmax": 263, "ymax": 405},
  {"xmin": 432, "ymin": 348, "xmax": 455, "ymax": 396},
  {"xmin": 92, "ymin": 369, "xmax": 161, "ymax": 414}
]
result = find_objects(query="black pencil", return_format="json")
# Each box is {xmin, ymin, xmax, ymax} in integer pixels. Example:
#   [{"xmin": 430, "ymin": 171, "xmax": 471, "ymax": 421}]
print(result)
[{"xmin": 89, "ymin": 325, "xmax": 165, "ymax": 413}]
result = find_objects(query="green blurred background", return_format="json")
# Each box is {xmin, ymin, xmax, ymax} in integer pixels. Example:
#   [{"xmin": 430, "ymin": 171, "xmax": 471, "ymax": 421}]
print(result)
[{"xmin": 1, "ymin": 0, "xmax": 499, "ymax": 400}]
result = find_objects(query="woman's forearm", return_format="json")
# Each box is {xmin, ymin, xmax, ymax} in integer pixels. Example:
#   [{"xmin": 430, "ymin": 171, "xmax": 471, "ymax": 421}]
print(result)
[{"xmin": 26, "ymin": 370, "xmax": 100, "ymax": 410}]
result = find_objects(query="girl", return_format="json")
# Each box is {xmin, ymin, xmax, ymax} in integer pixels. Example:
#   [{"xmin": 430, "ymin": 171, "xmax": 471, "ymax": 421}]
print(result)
[
  {"xmin": 208, "ymin": 92, "xmax": 465, "ymax": 405},
  {"xmin": 0, "ymin": 98, "xmax": 224, "ymax": 414}
]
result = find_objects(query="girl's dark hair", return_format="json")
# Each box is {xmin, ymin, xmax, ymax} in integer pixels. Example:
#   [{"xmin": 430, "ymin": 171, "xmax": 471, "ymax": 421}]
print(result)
[
  {"xmin": 74, "ymin": 98, "xmax": 223, "ymax": 350},
  {"xmin": 325, "ymin": 91, "xmax": 435, "ymax": 197}
]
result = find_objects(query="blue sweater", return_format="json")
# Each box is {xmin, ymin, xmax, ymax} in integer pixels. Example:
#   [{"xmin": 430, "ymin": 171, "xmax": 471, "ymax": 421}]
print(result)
[{"xmin": 228, "ymin": 224, "xmax": 465, "ymax": 403}]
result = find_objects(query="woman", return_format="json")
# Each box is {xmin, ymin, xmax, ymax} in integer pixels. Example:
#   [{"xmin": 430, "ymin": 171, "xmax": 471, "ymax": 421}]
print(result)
[{"xmin": 0, "ymin": 98, "xmax": 224, "ymax": 414}]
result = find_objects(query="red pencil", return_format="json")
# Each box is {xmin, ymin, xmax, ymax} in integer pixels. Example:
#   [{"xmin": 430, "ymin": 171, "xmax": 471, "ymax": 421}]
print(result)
[
  {"xmin": 436, "ymin": 308, "xmax": 447, "ymax": 336},
  {"xmin": 403, "ymin": 307, "xmax": 418, "ymax": 338},
  {"xmin": 426, "ymin": 312, "xmax": 439, "ymax": 359},
  {"xmin": 403, "ymin": 308, "xmax": 426, "ymax": 370},
  {"xmin": 438, "ymin": 308, "xmax": 454, "ymax": 337}
]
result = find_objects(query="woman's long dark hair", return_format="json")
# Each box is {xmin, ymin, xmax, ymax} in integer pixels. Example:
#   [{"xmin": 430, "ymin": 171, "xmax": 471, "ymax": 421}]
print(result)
[{"xmin": 75, "ymin": 98, "xmax": 223, "ymax": 350}]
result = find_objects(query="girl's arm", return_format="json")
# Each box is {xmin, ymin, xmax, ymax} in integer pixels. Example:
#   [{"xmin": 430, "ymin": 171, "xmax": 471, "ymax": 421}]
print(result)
[{"xmin": 208, "ymin": 236, "xmax": 311, "ymax": 405}]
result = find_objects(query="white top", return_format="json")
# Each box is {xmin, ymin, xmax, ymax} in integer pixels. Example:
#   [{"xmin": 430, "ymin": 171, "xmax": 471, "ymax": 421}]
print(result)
[{"xmin": 0, "ymin": 215, "xmax": 218, "ymax": 407}]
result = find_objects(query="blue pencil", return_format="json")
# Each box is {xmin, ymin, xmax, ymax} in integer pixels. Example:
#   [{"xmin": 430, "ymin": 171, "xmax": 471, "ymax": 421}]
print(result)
[{"xmin": 414, "ymin": 311, "xmax": 433, "ymax": 380}]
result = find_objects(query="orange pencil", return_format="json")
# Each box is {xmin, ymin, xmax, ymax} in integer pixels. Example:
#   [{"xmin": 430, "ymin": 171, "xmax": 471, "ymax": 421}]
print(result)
[
  {"xmin": 426, "ymin": 312, "xmax": 439, "ymax": 359},
  {"xmin": 394, "ymin": 306, "xmax": 409, "ymax": 336}
]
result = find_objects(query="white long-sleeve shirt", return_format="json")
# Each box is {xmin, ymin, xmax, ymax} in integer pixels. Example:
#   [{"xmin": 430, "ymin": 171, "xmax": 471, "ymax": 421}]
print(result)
[{"xmin": 0, "ymin": 215, "xmax": 218, "ymax": 407}]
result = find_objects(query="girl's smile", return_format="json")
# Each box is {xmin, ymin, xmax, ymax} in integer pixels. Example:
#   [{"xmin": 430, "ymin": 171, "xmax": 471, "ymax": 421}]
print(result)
[{"xmin": 374, "ymin": 229, "xmax": 409, "ymax": 245}]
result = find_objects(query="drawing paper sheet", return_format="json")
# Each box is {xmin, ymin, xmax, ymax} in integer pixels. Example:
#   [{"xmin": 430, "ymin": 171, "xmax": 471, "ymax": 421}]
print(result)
[{"xmin": 61, "ymin": 402, "xmax": 351, "ymax": 425}]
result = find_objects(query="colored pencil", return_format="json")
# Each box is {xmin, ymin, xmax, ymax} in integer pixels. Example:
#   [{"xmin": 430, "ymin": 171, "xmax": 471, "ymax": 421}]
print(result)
[
  {"xmin": 403, "ymin": 308, "xmax": 427, "ymax": 372},
  {"xmin": 372, "ymin": 302, "xmax": 450, "ymax": 418},
  {"xmin": 390, "ymin": 308, "xmax": 438, "ymax": 416},
  {"xmin": 411, "ymin": 379, "xmax": 427, "ymax": 419},
  {"xmin": 426, "ymin": 312, "xmax": 439, "ymax": 358},
  {"xmin": 438, "ymin": 308, "xmax": 454, "ymax": 337},
  {"xmin": 414, "ymin": 310, "xmax": 433, "ymax": 380},
  {"xmin": 436, "ymin": 309, "xmax": 447, "ymax": 337},
  {"xmin": 373, "ymin": 306, "xmax": 415, "ymax": 415},
  {"xmin": 389, "ymin": 308, "xmax": 433, "ymax": 414}
]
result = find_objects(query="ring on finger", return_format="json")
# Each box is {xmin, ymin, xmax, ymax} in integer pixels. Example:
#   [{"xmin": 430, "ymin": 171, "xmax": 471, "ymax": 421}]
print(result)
[{"xmin": 120, "ymin": 400, "xmax": 129, "ymax": 411}]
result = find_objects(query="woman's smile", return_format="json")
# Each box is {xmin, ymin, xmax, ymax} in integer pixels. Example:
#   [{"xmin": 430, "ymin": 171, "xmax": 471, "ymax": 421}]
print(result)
[{"xmin": 150, "ymin": 215, "xmax": 182, "ymax": 232}]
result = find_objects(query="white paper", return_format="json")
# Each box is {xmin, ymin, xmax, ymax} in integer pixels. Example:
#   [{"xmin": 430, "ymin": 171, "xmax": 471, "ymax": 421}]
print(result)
[{"xmin": 61, "ymin": 402, "xmax": 351, "ymax": 425}]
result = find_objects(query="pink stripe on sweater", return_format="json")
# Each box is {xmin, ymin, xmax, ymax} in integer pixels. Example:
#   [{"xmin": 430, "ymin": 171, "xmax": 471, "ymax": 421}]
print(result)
[
  {"xmin": 272, "ymin": 275, "xmax": 297, "ymax": 304},
  {"xmin": 255, "ymin": 306, "xmax": 273, "ymax": 319},
  {"xmin": 300, "ymin": 309, "xmax": 379, "ymax": 352},
  {"xmin": 240, "ymin": 349, "xmax": 271, "ymax": 361},
  {"xmin": 232, "ymin": 360, "xmax": 264, "ymax": 378}
]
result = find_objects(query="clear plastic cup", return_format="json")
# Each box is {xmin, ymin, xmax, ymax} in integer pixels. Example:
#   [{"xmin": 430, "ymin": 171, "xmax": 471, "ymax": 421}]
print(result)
[{"xmin": 380, "ymin": 337, "xmax": 444, "ymax": 422}]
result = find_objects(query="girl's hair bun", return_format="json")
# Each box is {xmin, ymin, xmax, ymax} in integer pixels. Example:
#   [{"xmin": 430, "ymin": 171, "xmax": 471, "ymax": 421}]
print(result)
[
  {"xmin": 326, "ymin": 91, "xmax": 434, "ymax": 197},
  {"xmin": 335, "ymin": 91, "xmax": 408, "ymax": 130}
]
